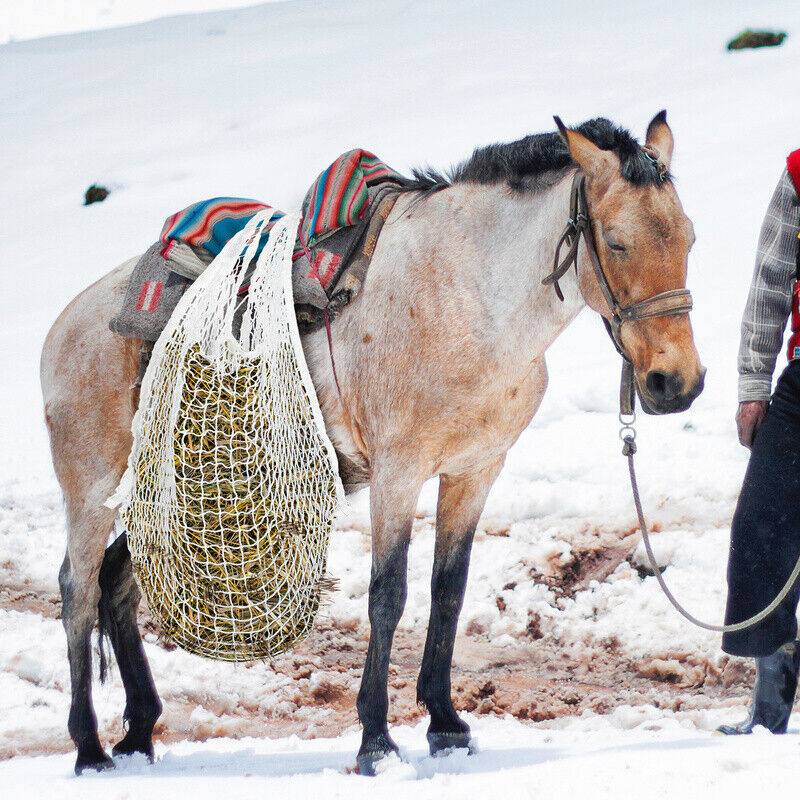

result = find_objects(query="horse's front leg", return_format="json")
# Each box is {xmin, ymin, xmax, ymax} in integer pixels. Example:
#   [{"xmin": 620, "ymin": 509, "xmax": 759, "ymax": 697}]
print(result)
[
  {"xmin": 356, "ymin": 468, "xmax": 422, "ymax": 776},
  {"xmin": 417, "ymin": 460, "xmax": 504, "ymax": 756}
]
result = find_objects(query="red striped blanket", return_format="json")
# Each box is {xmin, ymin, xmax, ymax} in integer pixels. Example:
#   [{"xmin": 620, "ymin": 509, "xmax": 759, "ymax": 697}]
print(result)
[{"xmin": 110, "ymin": 149, "xmax": 407, "ymax": 343}]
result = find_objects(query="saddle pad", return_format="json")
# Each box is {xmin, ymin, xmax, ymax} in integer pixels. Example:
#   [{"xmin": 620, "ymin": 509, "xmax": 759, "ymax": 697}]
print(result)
[{"xmin": 109, "ymin": 149, "xmax": 405, "ymax": 343}]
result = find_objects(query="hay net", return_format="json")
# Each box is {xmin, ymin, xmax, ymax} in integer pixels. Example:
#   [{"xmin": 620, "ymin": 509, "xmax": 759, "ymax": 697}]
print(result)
[{"xmin": 107, "ymin": 211, "xmax": 344, "ymax": 661}]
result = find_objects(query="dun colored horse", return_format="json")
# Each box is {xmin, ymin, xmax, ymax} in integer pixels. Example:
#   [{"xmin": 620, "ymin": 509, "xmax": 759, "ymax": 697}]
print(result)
[{"xmin": 41, "ymin": 112, "xmax": 705, "ymax": 775}]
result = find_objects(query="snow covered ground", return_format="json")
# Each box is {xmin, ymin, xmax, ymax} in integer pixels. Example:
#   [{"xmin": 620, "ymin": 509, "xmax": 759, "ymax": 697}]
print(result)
[
  {"xmin": 2, "ymin": 0, "xmax": 800, "ymax": 794},
  {"xmin": 0, "ymin": 1, "xmax": 283, "ymax": 44},
  {"xmin": 7, "ymin": 711, "xmax": 800, "ymax": 800}
]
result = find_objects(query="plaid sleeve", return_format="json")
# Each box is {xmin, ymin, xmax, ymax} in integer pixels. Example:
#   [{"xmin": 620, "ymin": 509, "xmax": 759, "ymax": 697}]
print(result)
[{"xmin": 738, "ymin": 169, "xmax": 800, "ymax": 402}]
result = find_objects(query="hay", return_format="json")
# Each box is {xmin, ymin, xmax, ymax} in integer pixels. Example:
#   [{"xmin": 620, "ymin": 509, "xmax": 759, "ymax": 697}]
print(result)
[{"xmin": 113, "ymin": 211, "xmax": 342, "ymax": 661}]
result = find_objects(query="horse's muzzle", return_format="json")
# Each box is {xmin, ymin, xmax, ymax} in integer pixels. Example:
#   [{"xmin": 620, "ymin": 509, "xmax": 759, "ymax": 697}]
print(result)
[{"xmin": 639, "ymin": 367, "xmax": 706, "ymax": 415}]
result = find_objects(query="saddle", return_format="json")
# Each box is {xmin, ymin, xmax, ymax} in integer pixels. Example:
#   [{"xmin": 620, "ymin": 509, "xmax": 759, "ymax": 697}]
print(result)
[{"xmin": 109, "ymin": 149, "xmax": 406, "ymax": 350}]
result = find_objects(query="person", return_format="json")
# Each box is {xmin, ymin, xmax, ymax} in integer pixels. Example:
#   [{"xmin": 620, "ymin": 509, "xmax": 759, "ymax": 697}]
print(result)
[{"xmin": 718, "ymin": 149, "xmax": 800, "ymax": 735}]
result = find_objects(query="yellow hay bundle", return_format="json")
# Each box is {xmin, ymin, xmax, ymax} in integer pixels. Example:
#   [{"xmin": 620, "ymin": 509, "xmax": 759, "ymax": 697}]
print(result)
[{"xmin": 108, "ymin": 212, "xmax": 343, "ymax": 661}]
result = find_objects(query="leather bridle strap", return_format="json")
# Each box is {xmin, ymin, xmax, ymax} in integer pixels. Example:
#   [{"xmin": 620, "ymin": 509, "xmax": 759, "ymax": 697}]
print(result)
[
  {"xmin": 544, "ymin": 174, "xmax": 585, "ymax": 302},
  {"xmin": 543, "ymin": 173, "xmax": 693, "ymax": 412},
  {"xmin": 616, "ymin": 289, "xmax": 695, "ymax": 322}
]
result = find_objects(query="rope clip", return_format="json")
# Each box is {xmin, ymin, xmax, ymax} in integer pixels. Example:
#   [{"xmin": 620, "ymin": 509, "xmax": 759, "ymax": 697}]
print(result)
[{"xmin": 618, "ymin": 411, "xmax": 637, "ymax": 455}]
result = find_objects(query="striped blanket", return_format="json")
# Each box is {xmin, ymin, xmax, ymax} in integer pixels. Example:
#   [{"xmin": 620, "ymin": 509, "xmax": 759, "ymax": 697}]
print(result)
[
  {"xmin": 160, "ymin": 199, "xmax": 280, "ymax": 259},
  {"xmin": 110, "ymin": 150, "xmax": 406, "ymax": 342}
]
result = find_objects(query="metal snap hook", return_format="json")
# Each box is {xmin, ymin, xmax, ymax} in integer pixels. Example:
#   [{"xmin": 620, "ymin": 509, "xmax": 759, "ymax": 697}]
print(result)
[{"xmin": 618, "ymin": 411, "xmax": 637, "ymax": 454}]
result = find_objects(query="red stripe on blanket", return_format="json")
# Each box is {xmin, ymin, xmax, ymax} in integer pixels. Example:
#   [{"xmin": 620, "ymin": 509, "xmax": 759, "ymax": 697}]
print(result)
[
  {"xmin": 135, "ymin": 282, "xmax": 150, "ymax": 311},
  {"xmin": 159, "ymin": 211, "xmax": 181, "ymax": 244},
  {"xmin": 319, "ymin": 252, "xmax": 342, "ymax": 288},
  {"xmin": 332, "ymin": 155, "xmax": 361, "ymax": 231},
  {"xmin": 147, "ymin": 282, "xmax": 163, "ymax": 312}
]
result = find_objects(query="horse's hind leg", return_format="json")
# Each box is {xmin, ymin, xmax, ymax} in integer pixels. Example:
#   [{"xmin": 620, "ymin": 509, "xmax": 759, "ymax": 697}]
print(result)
[
  {"xmin": 42, "ymin": 285, "xmax": 142, "ymax": 772},
  {"xmin": 417, "ymin": 461, "xmax": 503, "ymax": 756},
  {"xmin": 58, "ymin": 493, "xmax": 119, "ymax": 773},
  {"xmin": 98, "ymin": 533, "xmax": 162, "ymax": 759}
]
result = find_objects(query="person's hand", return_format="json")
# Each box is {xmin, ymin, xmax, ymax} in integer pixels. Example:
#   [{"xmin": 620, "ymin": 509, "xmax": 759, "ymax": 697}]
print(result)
[{"xmin": 736, "ymin": 400, "xmax": 769, "ymax": 449}]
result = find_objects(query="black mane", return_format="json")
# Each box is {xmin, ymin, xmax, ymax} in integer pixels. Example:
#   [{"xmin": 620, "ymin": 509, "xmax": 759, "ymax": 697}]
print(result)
[{"xmin": 408, "ymin": 117, "xmax": 669, "ymax": 193}]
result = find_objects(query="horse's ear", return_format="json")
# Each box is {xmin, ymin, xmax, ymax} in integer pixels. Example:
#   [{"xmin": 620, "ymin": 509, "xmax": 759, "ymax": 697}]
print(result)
[
  {"xmin": 553, "ymin": 116, "xmax": 619, "ymax": 180},
  {"xmin": 645, "ymin": 109, "xmax": 673, "ymax": 168}
]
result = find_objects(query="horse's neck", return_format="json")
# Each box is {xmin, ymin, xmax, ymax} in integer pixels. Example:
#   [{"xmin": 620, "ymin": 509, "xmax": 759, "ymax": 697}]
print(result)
[{"xmin": 429, "ymin": 172, "xmax": 587, "ymax": 364}]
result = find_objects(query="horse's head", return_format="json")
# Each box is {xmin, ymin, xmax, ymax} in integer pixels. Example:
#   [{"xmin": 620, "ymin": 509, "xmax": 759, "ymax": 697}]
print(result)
[{"xmin": 557, "ymin": 112, "xmax": 705, "ymax": 414}]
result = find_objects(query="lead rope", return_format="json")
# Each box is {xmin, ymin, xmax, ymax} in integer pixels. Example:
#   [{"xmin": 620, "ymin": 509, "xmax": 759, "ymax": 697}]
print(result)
[{"xmin": 620, "ymin": 368, "xmax": 800, "ymax": 633}]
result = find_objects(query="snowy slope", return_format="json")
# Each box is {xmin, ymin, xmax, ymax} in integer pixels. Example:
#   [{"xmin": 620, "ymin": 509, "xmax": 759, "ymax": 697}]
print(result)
[
  {"xmin": 0, "ymin": 1, "xmax": 282, "ymax": 44},
  {"xmin": 2, "ymin": 0, "xmax": 800, "ymax": 794}
]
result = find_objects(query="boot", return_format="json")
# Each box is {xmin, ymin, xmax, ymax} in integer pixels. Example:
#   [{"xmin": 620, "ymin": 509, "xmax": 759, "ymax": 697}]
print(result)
[{"xmin": 717, "ymin": 640, "xmax": 800, "ymax": 735}]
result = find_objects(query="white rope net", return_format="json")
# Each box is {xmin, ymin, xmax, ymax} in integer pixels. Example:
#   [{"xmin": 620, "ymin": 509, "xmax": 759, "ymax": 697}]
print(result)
[{"xmin": 108, "ymin": 211, "xmax": 343, "ymax": 661}]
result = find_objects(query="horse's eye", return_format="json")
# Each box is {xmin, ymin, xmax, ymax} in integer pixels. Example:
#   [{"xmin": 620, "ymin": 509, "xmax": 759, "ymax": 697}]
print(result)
[{"xmin": 607, "ymin": 241, "xmax": 626, "ymax": 253}]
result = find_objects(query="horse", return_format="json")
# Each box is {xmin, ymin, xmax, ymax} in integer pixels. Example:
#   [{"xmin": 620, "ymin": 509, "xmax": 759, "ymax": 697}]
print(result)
[{"xmin": 40, "ymin": 111, "xmax": 705, "ymax": 775}]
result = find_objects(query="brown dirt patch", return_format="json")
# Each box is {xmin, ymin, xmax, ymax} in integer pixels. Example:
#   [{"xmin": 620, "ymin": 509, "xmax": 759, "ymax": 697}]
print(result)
[
  {"xmin": 0, "ymin": 581, "xmax": 62, "ymax": 619},
  {"xmin": 104, "ymin": 619, "xmax": 750, "ymax": 755},
  {"xmin": 1, "ymin": 533, "xmax": 754, "ymax": 760},
  {"xmin": 48, "ymin": 618, "xmax": 746, "ymax": 760},
  {"xmin": 526, "ymin": 528, "xmax": 642, "ymax": 599}
]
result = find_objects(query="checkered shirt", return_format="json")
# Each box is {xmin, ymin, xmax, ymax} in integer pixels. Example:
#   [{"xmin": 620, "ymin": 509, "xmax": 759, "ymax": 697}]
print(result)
[{"xmin": 738, "ymin": 168, "xmax": 800, "ymax": 402}]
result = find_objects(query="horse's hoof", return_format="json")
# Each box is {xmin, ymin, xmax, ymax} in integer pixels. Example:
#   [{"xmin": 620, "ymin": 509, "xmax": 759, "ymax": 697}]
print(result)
[
  {"xmin": 112, "ymin": 735, "xmax": 155, "ymax": 761},
  {"xmin": 356, "ymin": 752, "xmax": 386, "ymax": 777},
  {"xmin": 75, "ymin": 747, "xmax": 114, "ymax": 775},
  {"xmin": 356, "ymin": 732, "xmax": 399, "ymax": 776},
  {"xmin": 112, "ymin": 723, "xmax": 156, "ymax": 761},
  {"xmin": 427, "ymin": 730, "xmax": 475, "ymax": 757}
]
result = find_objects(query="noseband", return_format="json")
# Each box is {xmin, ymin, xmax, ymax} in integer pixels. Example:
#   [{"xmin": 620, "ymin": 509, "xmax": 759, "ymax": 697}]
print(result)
[{"xmin": 542, "ymin": 172, "xmax": 693, "ymax": 414}]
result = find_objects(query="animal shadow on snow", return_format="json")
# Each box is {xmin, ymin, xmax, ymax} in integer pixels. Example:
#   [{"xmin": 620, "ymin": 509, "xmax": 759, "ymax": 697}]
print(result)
[{"xmin": 86, "ymin": 736, "xmax": 716, "ymax": 780}]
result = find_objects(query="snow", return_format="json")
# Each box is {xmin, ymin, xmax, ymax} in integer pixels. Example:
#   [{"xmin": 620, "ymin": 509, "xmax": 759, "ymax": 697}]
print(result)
[
  {"xmin": 2, "ymin": 0, "xmax": 800, "ymax": 794},
  {"xmin": 0, "ymin": 1, "xmax": 284, "ymax": 44},
  {"xmin": 5, "ymin": 712, "xmax": 800, "ymax": 799}
]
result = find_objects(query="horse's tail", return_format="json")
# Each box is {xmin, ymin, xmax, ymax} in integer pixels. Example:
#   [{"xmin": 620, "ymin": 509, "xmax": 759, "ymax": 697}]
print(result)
[{"xmin": 97, "ymin": 532, "xmax": 128, "ymax": 683}]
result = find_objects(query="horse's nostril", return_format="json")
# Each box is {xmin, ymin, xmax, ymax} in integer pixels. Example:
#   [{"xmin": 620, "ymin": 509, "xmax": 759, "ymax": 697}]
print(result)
[{"xmin": 646, "ymin": 371, "xmax": 668, "ymax": 399}]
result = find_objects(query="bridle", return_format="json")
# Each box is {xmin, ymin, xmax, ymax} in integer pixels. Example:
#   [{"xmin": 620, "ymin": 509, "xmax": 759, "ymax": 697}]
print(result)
[
  {"xmin": 542, "ymin": 172, "xmax": 693, "ymax": 415},
  {"xmin": 542, "ymin": 170, "xmax": 800, "ymax": 633}
]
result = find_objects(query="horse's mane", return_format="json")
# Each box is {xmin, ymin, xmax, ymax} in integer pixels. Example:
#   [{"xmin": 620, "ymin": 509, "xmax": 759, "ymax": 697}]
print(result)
[{"xmin": 406, "ymin": 117, "xmax": 669, "ymax": 194}]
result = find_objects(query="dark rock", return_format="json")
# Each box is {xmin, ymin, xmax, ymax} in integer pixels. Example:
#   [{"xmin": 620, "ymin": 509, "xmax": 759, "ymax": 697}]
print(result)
[
  {"xmin": 727, "ymin": 30, "xmax": 787, "ymax": 51},
  {"xmin": 84, "ymin": 184, "xmax": 110, "ymax": 205},
  {"xmin": 627, "ymin": 553, "xmax": 667, "ymax": 580}
]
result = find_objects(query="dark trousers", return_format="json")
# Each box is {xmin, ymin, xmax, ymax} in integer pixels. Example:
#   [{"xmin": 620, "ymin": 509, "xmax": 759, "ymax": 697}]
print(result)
[{"xmin": 723, "ymin": 360, "xmax": 800, "ymax": 656}]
